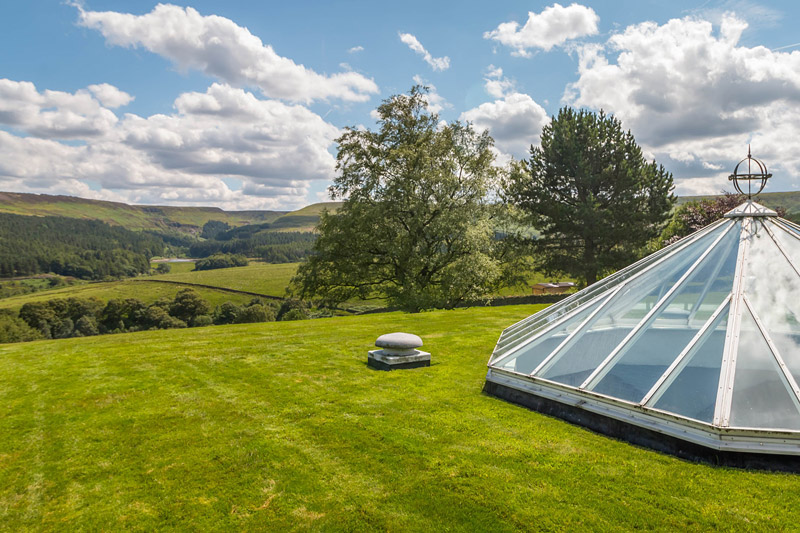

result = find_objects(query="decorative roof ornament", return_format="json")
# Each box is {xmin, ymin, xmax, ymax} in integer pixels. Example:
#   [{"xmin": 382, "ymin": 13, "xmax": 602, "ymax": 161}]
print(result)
[
  {"xmin": 728, "ymin": 145, "xmax": 771, "ymax": 198},
  {"xmin": 485, "ymin": 156, "xmax": 800, "ymax": 469}
]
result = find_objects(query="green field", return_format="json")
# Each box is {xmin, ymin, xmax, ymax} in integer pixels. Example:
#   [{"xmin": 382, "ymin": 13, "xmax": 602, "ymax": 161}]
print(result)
[
  {"xmin": 150, "ymin": 262, "xmax": 299, "ymax": 297},
  {"xmin": 151, "ymin": 261, "xmax": 196, "ymax": 274},
  {"xmin": 1, "ymin": 305, "xmax": 798, "ymax": 530},
  {"xmin": 0, "ymin": 280, "xmax": 255, "ymax": 313}
]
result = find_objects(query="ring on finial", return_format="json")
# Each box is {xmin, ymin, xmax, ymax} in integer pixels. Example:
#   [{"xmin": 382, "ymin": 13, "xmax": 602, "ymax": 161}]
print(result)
[{"xmin": 728, "ymin": 145, "xmax": 771, "ymax": 198}]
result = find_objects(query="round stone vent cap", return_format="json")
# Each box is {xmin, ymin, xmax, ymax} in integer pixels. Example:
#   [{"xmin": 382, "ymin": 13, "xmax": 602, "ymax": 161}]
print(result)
[{"xmin": 375, "ymin": 332, "xmax": 423, "ymax": 349}]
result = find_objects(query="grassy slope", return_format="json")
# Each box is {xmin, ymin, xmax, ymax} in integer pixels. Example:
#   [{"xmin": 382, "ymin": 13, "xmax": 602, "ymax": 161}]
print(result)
[
  {"xmin": 0, "ymin": 191, "xmax": 341, "ymax": 231},
  {"xmin": 0, "ymin": 280, "xmax": 255, "ymax": 313},
  {"xmin": 1, "ymin": 305, "xmax": 798, "ymax": 531},
  {"xmin": 150, "ymin": 262, "xmax": 299, "ymax": 297}
]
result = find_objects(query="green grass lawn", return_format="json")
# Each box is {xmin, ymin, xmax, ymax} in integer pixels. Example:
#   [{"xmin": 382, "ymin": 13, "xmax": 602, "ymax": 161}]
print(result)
[
  {"xmin": 0, "ymin": 280, "xmax": 255, "ymax": 313},
  {"xmin": 1, "ymin": 304, "xmax": 798, "ymax": 530}
]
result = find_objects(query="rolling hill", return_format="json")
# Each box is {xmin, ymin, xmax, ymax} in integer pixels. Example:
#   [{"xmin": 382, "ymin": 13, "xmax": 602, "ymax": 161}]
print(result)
[{"xmin": 0, "ymin": 191, "xmax": 341, "ymax": 234}]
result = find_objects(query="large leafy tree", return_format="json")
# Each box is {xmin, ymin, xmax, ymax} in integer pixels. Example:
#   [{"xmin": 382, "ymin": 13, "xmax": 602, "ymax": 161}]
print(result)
[
  {"xmin": 292, "ymin": 87, "xmax": 509, "ymax": 312},
  {"xmin": 506, "ymin": 107, "xmax": 675, "ymax": 285}
]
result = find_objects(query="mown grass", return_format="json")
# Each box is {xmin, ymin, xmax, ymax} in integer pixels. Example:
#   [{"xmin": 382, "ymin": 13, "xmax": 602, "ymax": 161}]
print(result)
[
  {"xmin": 1, "ymin": 304, "xmax": 798, "ymax": 531},
  {"xmin": 0, "ymin": 280, "xmax": 255, "ymax": 313}
]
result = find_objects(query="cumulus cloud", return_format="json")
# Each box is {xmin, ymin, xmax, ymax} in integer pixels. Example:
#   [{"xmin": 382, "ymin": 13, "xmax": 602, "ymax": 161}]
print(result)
[
  {"xmin": 348, "ymin": 45, "xmax": 364, "ymax": 53},
  {"xmin": 483, "ymin": 65, "xmax": 515, "ymax": 99},
  {"xmin": 399, "ymin": 33, "xmax": 450, "ymax": 71},
  {"xmin": 485, "ymin": 3, "xmax": 599, "ymax": 57},
  {"xmin": 0, "ymin": 79, "xmax": 119, "ymax": 138},
  {"xmin": 87, "ymin": 83, "xmax": 134, "ymax": 108},
  {"xmin": 461, "ymin": 92, "xmax": 549, "ymax": 159},
  {"xmin": 0, "ymin": 80, "xmax": 341, "ymax": 209},
  {"xmin": 75, "ymin": 3, "xmax": 379, "ymax": 103},
  {"xmin": 564, "ymin": 13, "xmax": 800, "ymax": 194}
]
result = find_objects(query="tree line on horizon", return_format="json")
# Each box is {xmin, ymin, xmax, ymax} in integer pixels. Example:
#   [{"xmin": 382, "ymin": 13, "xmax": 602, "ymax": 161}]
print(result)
[
  {"xmin": 0, "ymin": 289, "xmax": 314, "ymax": 344},
  {"xmin": 0, "ymin": 214, "xmax": 164, "ymax": 280}
]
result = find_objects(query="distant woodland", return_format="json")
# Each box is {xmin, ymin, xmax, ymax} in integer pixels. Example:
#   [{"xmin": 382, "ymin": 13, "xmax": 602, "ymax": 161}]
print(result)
[
  {"xmin": 0, "ymin": 213, "xmax": 164, "ymax": 279},
  {"xmin": 0, "ymin": 211, "xmax": 317, "ymax": 281},
  {"xmin": 191, "ymin": 221, "xmax": 316, "ymax": 263}
]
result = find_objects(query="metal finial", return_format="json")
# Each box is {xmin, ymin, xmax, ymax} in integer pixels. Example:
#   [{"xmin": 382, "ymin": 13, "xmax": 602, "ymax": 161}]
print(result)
[{"xmin": 728, "ymin": 148, "xmax": 771, "ymax": 198}]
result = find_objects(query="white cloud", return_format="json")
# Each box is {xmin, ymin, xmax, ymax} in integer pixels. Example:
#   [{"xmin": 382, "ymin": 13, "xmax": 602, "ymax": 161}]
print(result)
[
  {"xmin": 348, "ymin": 45, "xmax": 364, "ymax": 53},
  {"xmin": 0, "ymin": 79, "xmax": 119, "ymax": 138},
  {"xmin": 399, "ymin": 33, "xmax": 450, "ymax": 71},
  {"xmin": 564, "ymin": 13, "xmax": 800, "ymax": 194},
  {"xmin": 0, "ymin": 81, "xmax": 341, "ymax": 209},
  {"xmin": 461, "ymin": 93, "xmax": 549, "ymax": 159},
  {"xmin": 483, "ymin": 65, "xmax": 515, "ymax": 99},
  {"xmin": 484, "ymin": 3, "xmax": 599, "ymax": 57},
  {"xmin": 412, "ymin": 75, "xmax": 449, "ymax": 114},
  {"xmin": 75, "ymin": 3, "xmax": 379, "ymax": 103},
  {"xmin": 87, "ymin": 83, "xmax": 134, "ymax": 108}
]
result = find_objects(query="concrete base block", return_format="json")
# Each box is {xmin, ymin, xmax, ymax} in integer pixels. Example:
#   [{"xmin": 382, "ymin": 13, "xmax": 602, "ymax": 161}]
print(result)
[{"xmin": 368, "ymin": 349, "xmax": 430, "ymax": 371}]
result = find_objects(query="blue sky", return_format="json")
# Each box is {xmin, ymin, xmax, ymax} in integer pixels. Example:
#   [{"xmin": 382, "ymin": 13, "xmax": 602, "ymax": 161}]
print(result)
[{"xmin": 1, "ymin": 1, "xmax": 799, "ymax": 209}]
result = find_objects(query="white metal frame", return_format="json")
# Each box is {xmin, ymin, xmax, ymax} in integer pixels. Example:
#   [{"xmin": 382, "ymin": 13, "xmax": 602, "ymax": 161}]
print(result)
[{"xmin": 486, "ymin": 207, "xmax": 800, "ymax": 456}]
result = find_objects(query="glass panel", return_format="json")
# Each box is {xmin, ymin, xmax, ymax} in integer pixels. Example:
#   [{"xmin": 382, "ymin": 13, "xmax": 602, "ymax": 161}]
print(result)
[
  {"xmin": 589, "ymin": 224, "xmax": 739, "ymax": 402},
  {"xmin": 494, "ymin": 220, "xmax": 730, "ymax": 358},
  {"xmin": 648, "ymin": 307, "xmax": 729, "ymax": 423},
  {"xmin": 745, "ymin": 221, "xmax": 800, "ymax": 385},
  {"xmin": 729, "ymin": 308, "xmax": 800, "ymax": 430},
  {"xmin": 493, "ymin": 297, "xmax": 606, "ymax": 373},
  {"xmin": 536, "ymin": 224, "xmax": 730, "ymax": 388}
]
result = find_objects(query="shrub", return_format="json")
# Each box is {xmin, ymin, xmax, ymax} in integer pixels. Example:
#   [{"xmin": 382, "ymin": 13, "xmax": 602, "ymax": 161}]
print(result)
[
  {"xmin": 0, "ymin": 311, "xmax": 43, "ymax": 343},
  {"xmin": 276, "ymin": 299, "xmax": 309, "ymax": 321},
  {"xmin": 213, "ymin": 302, "xmax": 241, "ymax": 325},
  {"xmin": 74, "ymin": 315, "xmax": 99, "ymax": 337},
  {"xmin": 169, "ymin": 288, "xmax": 210, "ymax": 323},
  {"xmin": 237, "ymin": 304, "xmax": 275, "ymax": 324},
  {"xmin": 280, "ymin": 308, "xmax": 308, "ymax": 321},
  {"xmin": 192, "ymin": 314, "xmax": 214, "ymax": 327},
  {"xmin": 140, "ymin": 306, "xmax": 186, "ymax": 330},
  {"xmin": 194, "ymin": 253, "xmax": 248, "ymax": 271}
]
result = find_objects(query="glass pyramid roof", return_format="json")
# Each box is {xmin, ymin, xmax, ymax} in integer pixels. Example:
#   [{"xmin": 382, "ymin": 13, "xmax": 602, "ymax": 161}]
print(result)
[{"xmin": 488, "ymin": 201, "xmax": 800, "ymax": 436}]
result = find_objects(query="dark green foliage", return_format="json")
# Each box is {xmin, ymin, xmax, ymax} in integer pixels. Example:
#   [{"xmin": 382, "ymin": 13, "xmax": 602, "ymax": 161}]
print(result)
[
  {"xmin": 0, "ymin": 213, "xmax": 165, "ymax": 280},
  {"xmin": 192, "ymin": 314, "xmax": 214, "ymax": 327},
  {"xmin": 277, "ymin": 299, "xmax": 309, "ymax": 321},
  {"xmin": 194, "ymin": 253, "xmax": 249, "ymax": 271},
  {"xmin": 189, "ymin": 231, "xmax": 315, "ymax": 263},
  {"xmin": 213, "ymin": 299, "xmax": 276, "ymax": 325},
  {"xmin": 100, "ymin": 298, "xmax": 147, "ymax": 332},
  {"xmin": 169, "ymin": 288, "xmax": 210, "ymax": 323},
  {"xmin": 139, "ymin": 306, "xmax": 186, "ymax": 330},
  {"xmin": 280, "ymin": 308, "xmax": 308, "ymax": 321},
  {"xmin": 200, "ymin": 220, "xmax": 231, "ymax": 239},
  {"xmin": 506, "ymin": 107, "xmax": 675, "ymax": 285},
  {"xmin": 0, "ymin": 310, "xmax": 43, "ymax": 343},
  {"xmin": 154, "ymin": 263, "xmax": 171, "ymax": 274},
  {"xmin": 292, "ymin": 86, "xmax": 508, "ymax": 312},
  {"xmin": 237, "ymin": 303, "xmax": 273, "ymax": 323},
  {"xmin": 9, "ymin": 290, "xmax": 277, "ymax": 344},
  {"xmin": 213, "ymin": 301, "xmax": 241, "ymax": 325},
  {"xmin": 74, "ymin": 315, "xmax": 99, "ymax": 337}
]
